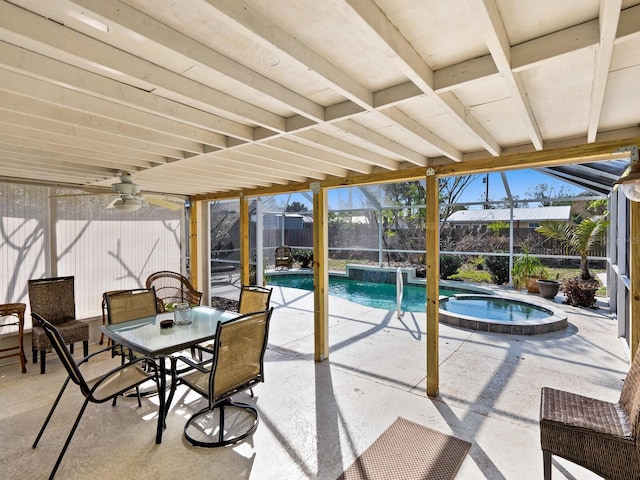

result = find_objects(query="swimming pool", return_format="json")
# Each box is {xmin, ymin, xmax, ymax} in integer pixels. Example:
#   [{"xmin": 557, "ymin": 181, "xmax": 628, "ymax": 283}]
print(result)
[
  {"xmin": 439, "ymin": 294, "xmax": 568, "ymax": 334},
  {"xmin": 266, "ymin": 273, "xmax": 486, "ymax": 312}
]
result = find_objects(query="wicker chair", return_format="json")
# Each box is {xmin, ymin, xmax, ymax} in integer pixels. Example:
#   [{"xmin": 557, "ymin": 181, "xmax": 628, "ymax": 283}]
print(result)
[
  {"xmin": 274, "ymin": 246, "xmax": 292, "ymax": 270},
  {"xmin": 540, "ymin": 350, "xmax": 640, "ymax": 480},
  {"xmin": 178, "ymin": 308, "xmax": 273, "ymax": 448},
  {"xmin": 0, "ymin": 303, "xmax": 27, "ymax": 373},
  {"xmin": 145, "ymin": 271, "xmax": 202, "ymax": 312},
  {"xmin": 28, "ymin": 276, "xmax": 89, "ymax": 374},
  {"xmin": 31, "ymin": 312, "xmax": 159, "ymax": 480}
]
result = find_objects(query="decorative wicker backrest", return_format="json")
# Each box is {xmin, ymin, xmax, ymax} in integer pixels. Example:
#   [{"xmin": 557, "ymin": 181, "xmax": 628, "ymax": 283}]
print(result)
[
  {"xmin": 28, "ymin": 276, "xmax": 75, "ymax": 326},
  {"xmin": 32, "ymin": 312, "xmax": 89, "ymax": 394},
  {"xmin": 104, "ymin": 288, "xmax": 158, "ymax": 324},
  {"xmin": 238, "ymin": 285, "xmax": 273, "ymax": 314},
  {"xmin": 145, "ymin": 271, "xmax": 203, "ymax": 311},
  {"xmin": 274, "ymin": 246, "xmax": 292, "ymax": 269},
  {"xmin": 209, "ymin": 308, "xmax": 272, "ymax": 404},
  {"xmin": 619, "ymin": 349, "xmax": 640, "ymax": 438}
]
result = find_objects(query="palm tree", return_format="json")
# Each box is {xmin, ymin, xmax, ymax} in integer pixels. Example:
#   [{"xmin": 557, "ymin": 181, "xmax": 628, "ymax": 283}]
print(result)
[{"xmin": 535, "ymin": 215, "xmax": 609, "ymax": 280}]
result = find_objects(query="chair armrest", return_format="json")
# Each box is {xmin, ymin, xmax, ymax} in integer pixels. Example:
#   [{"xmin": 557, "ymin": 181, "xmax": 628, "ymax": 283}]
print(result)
[
  {"xmin": 176, "ymin": 355, "xmax": 212, "ymax": 373},
  {"xmin": 76, "ymin": 345, "xmax": 122, "ymax": 366}
]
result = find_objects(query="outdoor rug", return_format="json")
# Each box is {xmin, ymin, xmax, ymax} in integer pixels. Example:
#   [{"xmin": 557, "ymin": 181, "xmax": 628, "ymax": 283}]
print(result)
[{"xmin": 337, "ymin": 417, "xmax": 471, "ymax": 480}]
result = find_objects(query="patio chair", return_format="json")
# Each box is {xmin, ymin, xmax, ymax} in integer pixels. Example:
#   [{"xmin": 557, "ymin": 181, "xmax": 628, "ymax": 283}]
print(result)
[
  {"xmin": 178, "ymin": 308, "xmax": 273, "ymax": 448},
  {"xmin": 103, "ymin": 288, "xmax": 158, "ymax": 364},
  {"xmin": 31, "ymin": 312, "xmax": 160, "ymax": 480},
  {"xmin": 274, "ymin": 246, "xmax": 292, "ymax": 270},
  {"xmin": 239, "ymin": 284, "xmax": 273, "ymax": 314},
  {"xmin": 28, "ymin": 276, "xmax": 89, "ymax": 374},
  {"xmin": 145, "ymin": 271, "xmax": 203, "ymax": 312},
  {"xmin": 539, "ymin": 349, "xmax": 640, "ymax": 479},
  {"xmin": 104, "ymin": 288, "xmax": 158, "ymax": 325},
  {"xmin": 0, "ymin": 303, "xmax": 27, "ymax": 373}
]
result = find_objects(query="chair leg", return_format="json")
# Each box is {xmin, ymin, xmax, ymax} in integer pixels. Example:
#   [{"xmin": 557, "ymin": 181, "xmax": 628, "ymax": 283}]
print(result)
[
  {"xmin": 33, "ymin": 378, "xmax": 71, "ymax": 448},
  {"xmin": 33, "ymin": 348, "xmax": 38, "ymax": 364},
  {"xmin": 543, "ymin": 451, "xmax": 552, "ymax": 480},
  {"xmin": 48, "ymin": 397, "xmax": 91, "ymax": 480},
  {"xmin": 69, "ymin": 343, "xmax": 74, "ymax": 354},
  {"xmin": 83, "ymin": 340, "xmax": 88, "ymax": 357},
  {"xmin": 40, "ymin": 351, "xmax": 46, "ymax": 374}
]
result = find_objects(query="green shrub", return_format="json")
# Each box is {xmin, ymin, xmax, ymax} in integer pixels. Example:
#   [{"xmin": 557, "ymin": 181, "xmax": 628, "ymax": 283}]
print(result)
[
  {"xmin": 485, "ymin": 255, "xmax": 510, "ymax": 285},
  {"xmin": 449, "ymin": 269, "xmax": 492, "ymax": 284},
  {"xmin": 440, "ymin": 255, "xmax": 462, "ymax": 279}
]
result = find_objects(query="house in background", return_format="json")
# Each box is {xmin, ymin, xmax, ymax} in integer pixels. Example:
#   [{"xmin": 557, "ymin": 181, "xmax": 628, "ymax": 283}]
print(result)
[{"xmin": 446, "ymin": 205, "xmax": 572, "ymax": 230}]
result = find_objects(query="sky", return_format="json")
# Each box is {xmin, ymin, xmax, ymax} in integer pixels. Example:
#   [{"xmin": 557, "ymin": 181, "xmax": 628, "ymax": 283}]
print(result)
[{"xmin": 456, "ymin": 168, "xmax": 585, "ymax": 204}]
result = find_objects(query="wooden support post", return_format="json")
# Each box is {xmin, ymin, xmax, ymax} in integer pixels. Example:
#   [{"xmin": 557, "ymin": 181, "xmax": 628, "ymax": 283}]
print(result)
[
  {"xmin": 631, "ymin": 200, "xmax": 640, "ymax": 361},
  {"xmin": 239, "ymin": 194, "xmax": 249, "ymax": 286},
  {"xmin": 312, "ymin": 182, "xmax": 329, "ymax": 362},
  {"xmin": 425, "ymin": 172, "xmax": 440, "ymax": 396},
  {"xmin": 189, "ymin": 201, "xmax": 199, "ymax": 289}
]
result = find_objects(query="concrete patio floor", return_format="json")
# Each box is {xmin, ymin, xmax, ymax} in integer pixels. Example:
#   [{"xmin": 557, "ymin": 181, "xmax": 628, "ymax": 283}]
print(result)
[{"xmin": 0, "ymin": 284, "xmax": 631, "ymax": 479}]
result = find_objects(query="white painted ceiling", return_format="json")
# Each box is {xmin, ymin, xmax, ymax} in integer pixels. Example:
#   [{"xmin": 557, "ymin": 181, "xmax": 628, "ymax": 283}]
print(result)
[{"xmin": 0, "ymin": 0, "xmax": 639, "ymax": 197}]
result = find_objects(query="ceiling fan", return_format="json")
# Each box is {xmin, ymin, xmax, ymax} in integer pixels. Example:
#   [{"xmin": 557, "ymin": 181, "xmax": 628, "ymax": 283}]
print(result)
[{"xmin": 52, "ymin": 172, "xmax": 185, "ymax": 212}]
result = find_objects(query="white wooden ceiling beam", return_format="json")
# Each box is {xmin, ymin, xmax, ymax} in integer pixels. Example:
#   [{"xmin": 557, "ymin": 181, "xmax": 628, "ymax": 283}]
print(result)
[
  {"xmin": 333, "ymin": 120, "xmax": 427, "ymax": 167},
  {"xmin": 0, "ymin": 122, "xmax": 164, "ymax": 165},
  {"xmin": 342, "ymin": 0, "xmax": 500, "ymax": 157},
  {"xmin": 587, "ymin": 0, "xmax": 622, "ymax": 143},
  {"xmin": 202, "ymin": 0, "xmax": 373, "ymax": 109},
  {"xmin": 0, "ymin": 134, "xmax": 157, "ymax": 169},
  {"xmin": 222, "ymin": 147, "xmax": 327, "ymax": 180},
  {"xmin": 68, "ymin": 0, "xmax": 326, "ymax": 123},
  {"xmin": 0, "ymin": 155, "xmax": 114, "ymax": 177},
  {"xmin": 464, "ymin": 0, "xmax": 543, "ymax": 150},
  {"xmin": 0, "ymin": 42, "xmax": 242, "ymax": 148},
  {"xmin": 294, "ymin": 130, "xmax": 397, "ymax": 172},
  {"xmin": 0, "ymin": 69, "xmax": 228, "ymax": 148},
  {"xmin": 0, "ymin": 91, "xmax": 205, "ymax": 155},
  {"xmin": 0, "ymin": 2, "xmax": 266, "ymax": 138},
  {"xmin": 0, "ymin": 109, "xmax": 185, "ymax": 160}
]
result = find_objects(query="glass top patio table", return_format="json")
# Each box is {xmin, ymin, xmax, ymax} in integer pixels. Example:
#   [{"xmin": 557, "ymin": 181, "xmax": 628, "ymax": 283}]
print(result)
[
  {"xmin": 99, "ymin": 306, "xmax": 238, "ymax": 357},
  {"xmin": 98, "ymin": 305, "xmax": 238, "ymax": 444}
]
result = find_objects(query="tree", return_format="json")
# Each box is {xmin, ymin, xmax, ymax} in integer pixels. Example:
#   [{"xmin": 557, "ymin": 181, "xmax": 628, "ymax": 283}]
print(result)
[
  {"xmin": 379, "ymin": 176, "xmax": 477, "ymax": 265},
  {"xmin": 525, "ymin": 183, "xmax": 572, "ymax": 206},
  {"xmin": 535, "ymin": 213, "xmax": 608, "ymax": 280},
  {"xmin": 286, "ymin": 201, "xmax": 308, "ymax": 212}
]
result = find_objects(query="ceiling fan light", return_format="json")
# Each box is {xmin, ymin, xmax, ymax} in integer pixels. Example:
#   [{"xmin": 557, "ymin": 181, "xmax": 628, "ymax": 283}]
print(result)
[
  {"xmin": 113, "ymin": 197, "xmax": 142, "ymax": 212},
  {"xmin": 615, "ymin": 157, "xmax": 640, "ymax": 202}
]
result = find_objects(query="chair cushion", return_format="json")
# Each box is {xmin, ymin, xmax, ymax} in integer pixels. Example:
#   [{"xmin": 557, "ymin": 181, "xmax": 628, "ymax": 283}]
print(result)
[
  {"xmin": 32, "ymin": 319, "xmax": 89, "ymax": 351},
  {"xmin": 540, "ymin": 387, "xmax": 640, "ymax": 480}
]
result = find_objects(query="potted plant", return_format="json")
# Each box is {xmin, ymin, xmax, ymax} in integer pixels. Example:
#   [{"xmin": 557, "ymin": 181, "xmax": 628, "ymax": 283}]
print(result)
[
  {"xmin": 536, "ymin": 207, "xmax": 608, "ymax": 307},
  {"xmin": 292, "ymin": 248, "xmax": 314, "ymax": 269},
  {"xmin": 537, "ymin": 275, "xmax": 561, "ymax": 299},
  {"xmin": 512, "ymin": 250, "xmax": 547, "ymax": 293}
]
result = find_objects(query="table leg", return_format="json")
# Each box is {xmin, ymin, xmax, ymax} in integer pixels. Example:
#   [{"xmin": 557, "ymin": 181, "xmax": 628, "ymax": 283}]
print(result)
[
  {"xmin": 155, "ymin": 357, "xmax": 166, "ymax": 444},
  {"xmin": 165, "ymin": 356, "xmax": 178, "ymax": 425}
]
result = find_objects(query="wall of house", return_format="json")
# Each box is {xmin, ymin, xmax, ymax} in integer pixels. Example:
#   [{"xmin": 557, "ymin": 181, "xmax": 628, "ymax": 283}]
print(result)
[{"xmin": 0, "ymin": 183, "xmax": 183, "ymax": 329}]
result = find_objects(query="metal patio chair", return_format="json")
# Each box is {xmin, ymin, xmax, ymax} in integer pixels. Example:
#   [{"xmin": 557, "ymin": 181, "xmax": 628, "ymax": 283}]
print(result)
[
  {"xmin": 31, "ymin": 312, "xmax": 160, "ymax": 480},
  {"xmin": 178, "ymin": 308, "xmax": 273, "ymax": 447}
]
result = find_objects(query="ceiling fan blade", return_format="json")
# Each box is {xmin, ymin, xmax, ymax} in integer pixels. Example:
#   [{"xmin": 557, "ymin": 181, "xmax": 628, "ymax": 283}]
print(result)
[
  {"xmin": 106, "ymin": 197, "xmax": 120, "ymax": 209},
  {"xmin": 49, "ymin": 192, "xmax": 112, "ymax": 198},
  {"xmin": 142, "ymin": 195, "xmax": 184, "ymax": 210}
]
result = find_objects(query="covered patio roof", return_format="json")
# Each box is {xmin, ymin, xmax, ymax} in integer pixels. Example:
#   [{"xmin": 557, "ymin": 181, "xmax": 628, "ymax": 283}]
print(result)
[{"xmin": 0, "ymin": 0, "xmax": 638, "ymax": 196}]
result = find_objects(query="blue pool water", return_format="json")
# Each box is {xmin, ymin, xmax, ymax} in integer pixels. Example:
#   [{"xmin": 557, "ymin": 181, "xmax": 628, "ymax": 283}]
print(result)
[
  {"xmin": 440, "ymin": 296, "xmax": 550, "ymax": 321},
  {"xmin": 267, "ymin": 274, "xmax": 483, "ymax": 312}
]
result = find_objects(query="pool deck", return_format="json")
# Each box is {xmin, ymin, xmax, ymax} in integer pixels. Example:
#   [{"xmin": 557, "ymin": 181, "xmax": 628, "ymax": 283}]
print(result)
[{"xmin": 0, "ymin": 280, "xmax": 630, "ymax": 479}]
